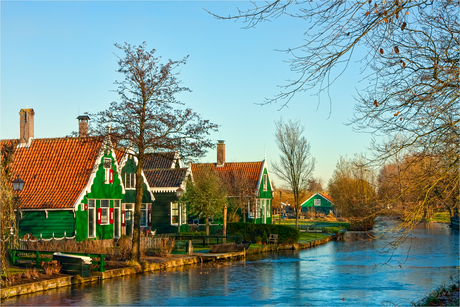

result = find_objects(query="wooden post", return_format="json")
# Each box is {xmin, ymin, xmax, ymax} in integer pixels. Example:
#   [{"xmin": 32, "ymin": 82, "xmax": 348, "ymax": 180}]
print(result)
[{"xmin": 223, "ymin": 204, "xmax": 227, "ymax": 243}]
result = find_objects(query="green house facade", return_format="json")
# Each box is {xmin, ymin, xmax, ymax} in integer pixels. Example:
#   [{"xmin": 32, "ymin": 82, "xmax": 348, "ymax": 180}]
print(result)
[{"xmin": 300, "ymin": 193, "xmax": 335, "ymax": 216}]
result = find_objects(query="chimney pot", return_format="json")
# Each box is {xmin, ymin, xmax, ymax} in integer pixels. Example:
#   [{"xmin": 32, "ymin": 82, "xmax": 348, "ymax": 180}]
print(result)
[{"xmin": 19, "ymin": 108, "xmax": 35, "ymax": 143}]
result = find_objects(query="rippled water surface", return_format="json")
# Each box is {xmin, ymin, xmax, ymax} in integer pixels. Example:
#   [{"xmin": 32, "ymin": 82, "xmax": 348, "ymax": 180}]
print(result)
[{"xmin": 3, "ymin": 221, "xmax": 459, "ymax": 306}]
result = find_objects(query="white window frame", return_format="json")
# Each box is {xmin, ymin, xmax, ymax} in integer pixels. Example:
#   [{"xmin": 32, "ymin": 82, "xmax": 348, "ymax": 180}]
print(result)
[
  {"xmin": 314, "ymin": 199, "xmax": 321, "ymax": 206},
  {"xmin": 125, "ymin": 173, "xmax": 136, "ymax": 189},
  {"xmin": 100, "ymin": 199, "xmax": 110, "ymax": 225},
  {"xmin": 171, "ymin": 202, "xmax": 179, "ymax": 225},
  {"xmin": 113, "ymin": 200, "xmax": 121, "ymax": 238},
  {"xmin": 248, "ymin": 201, "xmax": 254, "ymax": 219},
  {"xmin": 140, "ymin": 204, "xmax": 148, "ymax": 227},
  {"xmin": 88, "ymin": 199, "xmax": 96, "ymax": 238},
  {"xmin": 267, "ymin": 199, "xmax": 271, "ymax": 218},
  {"xmin": 263, "ymin": 174, "xmax": 267, "ymax": 191},
  {"xmin": 104, "ymin": 158, "xmax": 112, "ymax": 184}
]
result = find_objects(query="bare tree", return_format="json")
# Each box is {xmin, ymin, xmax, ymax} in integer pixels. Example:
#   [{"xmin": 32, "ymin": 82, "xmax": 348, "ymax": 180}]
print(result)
[
  {"xmin": 328, "ymin": 155, "xmax": 378, "ymax": 230},
  {"xmin": 92, "ymin": 42, "xmax": 218, "ymax": 261},
  {"xmin": 271, "ymin": 118, "xmax": 315, "ymax": 228},
  {"xmin": 211, "ymin": 1, "xmax": 459, "ymax": 228}
]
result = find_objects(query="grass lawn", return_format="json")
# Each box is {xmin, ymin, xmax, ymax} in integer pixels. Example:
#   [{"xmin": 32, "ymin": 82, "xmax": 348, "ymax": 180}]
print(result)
[
  {"xmin": 426, "ymin": 212, "xmax": 451, "ymax": 223},
  {"xmin": 298, "ymin": 232, "xmax": 329, "ymax": 243}
]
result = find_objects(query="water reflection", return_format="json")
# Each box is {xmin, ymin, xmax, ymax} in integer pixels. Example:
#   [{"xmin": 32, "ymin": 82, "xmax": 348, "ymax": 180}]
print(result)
[{"xmin": 3, "ymin": 221, "xmax": 459, "ymax": 306}]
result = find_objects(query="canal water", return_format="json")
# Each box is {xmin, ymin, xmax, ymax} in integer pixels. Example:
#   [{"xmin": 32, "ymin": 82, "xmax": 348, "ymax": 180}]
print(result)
[{"xmin": 3, "ymin": 221, "xmax": 459, "ymax": 306}]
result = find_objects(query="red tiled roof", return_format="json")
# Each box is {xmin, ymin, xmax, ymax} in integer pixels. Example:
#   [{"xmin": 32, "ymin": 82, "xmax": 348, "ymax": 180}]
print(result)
[
  {"xmin": 8, "ymin": 137, "xmax": 104, "ymax": 209},
  {"xmin": 320, "ymin": 193, "xmax": 333, "ymax": 202},
  {"xmin": 143, "ymin": 152, "xmax": 176, "ymax": 169},
  {"xmin": 144, "ymin": 168, "xmax": 188, "ymax": 188},
  {"xmin": 191, "ymin": 162, "xmax": 264, "ymax": 195}
]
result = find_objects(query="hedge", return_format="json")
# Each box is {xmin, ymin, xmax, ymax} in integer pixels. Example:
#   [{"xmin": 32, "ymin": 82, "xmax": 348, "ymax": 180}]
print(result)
[{"xmin": 227, "ymin": 223, "xmax": 300, "ymax": 244}]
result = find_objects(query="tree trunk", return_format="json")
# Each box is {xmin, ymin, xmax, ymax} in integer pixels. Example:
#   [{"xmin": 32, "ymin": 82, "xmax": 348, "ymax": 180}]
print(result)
[
  {"xmin": 223, "ymin": 204, "xmax": 227, "ymax": 243},
  {"xmin": 131, "ymin": 152, "xmax": 144, "ymax": 262},
  {"xmin": 205, "ymin": 216, "xmax": 210, "ymax": 244}
]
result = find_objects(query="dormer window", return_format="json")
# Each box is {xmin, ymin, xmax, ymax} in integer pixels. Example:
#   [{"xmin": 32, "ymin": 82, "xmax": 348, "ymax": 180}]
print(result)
[
  {"xmin": 125, "ymin": 173, "xmax": 136, "ymax": 189},
  {"xmin": 104, "ymin": 158, "xmax": 113, "ymax": 184}
]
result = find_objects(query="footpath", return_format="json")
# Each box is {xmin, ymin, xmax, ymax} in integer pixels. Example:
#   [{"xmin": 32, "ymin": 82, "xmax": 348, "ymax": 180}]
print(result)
[{"xmin": 1, "ymin": 235, "xmax": 336, "ymax": 300}]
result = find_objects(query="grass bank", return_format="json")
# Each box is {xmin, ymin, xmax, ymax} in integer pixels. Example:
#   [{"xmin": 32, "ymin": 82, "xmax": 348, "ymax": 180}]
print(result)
[{"xmin": 412, "ymin": 280, "xmax": 459, "ymax": 306}]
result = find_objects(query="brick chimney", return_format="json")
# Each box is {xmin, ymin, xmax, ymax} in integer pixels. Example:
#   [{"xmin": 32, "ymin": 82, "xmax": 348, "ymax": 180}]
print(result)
[
  {"xmin": 19, "ymin": 108, "xmax": 35, "ymax": 143},
  {"xmin": 217, "ymin": 140, "xmax": 225, "ymax": 167},
  {"xmin": 77, "ymin": 115, "xmax": 90, "ymax": 137}
]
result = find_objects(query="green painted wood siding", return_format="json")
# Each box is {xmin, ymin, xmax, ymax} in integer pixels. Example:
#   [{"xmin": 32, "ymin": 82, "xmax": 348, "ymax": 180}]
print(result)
[
  {"xmin": 19, "ymin": 211, "xmax": 75, "ymax": 239},
  {"xmin": 151, "ymin": 193, "xmax": 179, "ymax": 234},
  {"xmin": 121, "ymin": 156, "xmax": 153, "ymax": 204},
  {"xmin": 75, "ymin": 151, "xmax": 124, "ymax": 241}
]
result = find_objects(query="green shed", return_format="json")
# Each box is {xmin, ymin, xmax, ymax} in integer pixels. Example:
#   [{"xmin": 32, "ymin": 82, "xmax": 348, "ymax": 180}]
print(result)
[{"xmin": 300, "ymin": 193, "xmax": 335, "ymax": 216}]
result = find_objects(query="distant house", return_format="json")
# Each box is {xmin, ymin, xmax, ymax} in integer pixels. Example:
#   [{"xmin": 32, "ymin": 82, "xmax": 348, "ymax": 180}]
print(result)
[
  {"xmin": 3, "ymin": 109, "xmax": 125, "ymax": 241},
  {"xmin": 191, "ymin": 140, "xmax": 273, "ymax": 224},
  {"xmin": 142, "ymin": 153, "xmax": 190, "ymax": 234},
  {"xmin": 300, "ymin": 193, "xmax": 335, "ymax": 216}
]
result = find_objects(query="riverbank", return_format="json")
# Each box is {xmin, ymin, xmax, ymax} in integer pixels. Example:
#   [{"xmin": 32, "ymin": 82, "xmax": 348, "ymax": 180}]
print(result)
[{"xmin": 1, "ymin": 234, "xmax": 337, "ymax": 300}]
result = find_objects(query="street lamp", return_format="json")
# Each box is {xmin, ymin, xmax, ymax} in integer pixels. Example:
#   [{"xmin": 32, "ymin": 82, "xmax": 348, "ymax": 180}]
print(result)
[
  {"xmin": 176, "ymin": 187, "xmax": 184, "ymax": 234},
  {"xmin": 12, "ymin": 175, "xmax": 25, "ymax": 246}
]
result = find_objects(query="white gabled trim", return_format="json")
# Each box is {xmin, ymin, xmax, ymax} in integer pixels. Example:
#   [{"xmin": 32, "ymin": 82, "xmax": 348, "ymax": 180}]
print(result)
[
  {"xmin": 73, "ymin": 135, "xmax": 128, "ymax": 209},
  {"xmin": 256, "ymin": 159, "xmax": 274, "ymax": 196},
  {"xmin": 118, "ymin": 147, "xmax": 155, "ymax": 201},
  {"xmin": 300, "ymin": 192, "xmax": 332, "ymax": 207}
]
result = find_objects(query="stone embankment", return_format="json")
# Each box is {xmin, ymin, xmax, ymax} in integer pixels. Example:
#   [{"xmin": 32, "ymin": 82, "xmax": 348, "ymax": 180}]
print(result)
[{"xmin": 1, "ymin": 234, "xmax": 338, "ymax": 300}]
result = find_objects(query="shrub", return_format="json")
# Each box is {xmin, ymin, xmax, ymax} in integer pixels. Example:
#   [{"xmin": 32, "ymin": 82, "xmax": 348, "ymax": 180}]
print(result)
[
  {"xmin": 254, "ymin": 236, "xmax": 262, "ymax": 244},
  {"xmin": 227, "ymin": 223, "xmax": 300, "ymax": 244},
  {"xmin": 41, "ymin": 260, "xmax": 62, "ymax": 275},
  {"xmin": 147, "ymin": 236, "xmax": 176, "ymax": 257}
]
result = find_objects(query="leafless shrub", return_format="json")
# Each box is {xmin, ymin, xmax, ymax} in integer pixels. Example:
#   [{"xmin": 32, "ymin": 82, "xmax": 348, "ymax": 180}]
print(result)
[
  {"xmin": 147, "ymin": 236, "xmax": 176, "ymax": 257},
  {"xmin": 41, "ymin": 260, "xmax": 62, "ymax": 275}
]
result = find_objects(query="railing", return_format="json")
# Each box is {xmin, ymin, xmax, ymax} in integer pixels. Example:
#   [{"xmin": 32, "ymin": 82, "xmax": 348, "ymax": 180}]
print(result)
[
  {"xmin": 10, "ymin": 249, "xmax": 106, "ymax": 272},
  {"xmin": 164, "ymin": 235, "xmax": 244, "ymax": 247}
]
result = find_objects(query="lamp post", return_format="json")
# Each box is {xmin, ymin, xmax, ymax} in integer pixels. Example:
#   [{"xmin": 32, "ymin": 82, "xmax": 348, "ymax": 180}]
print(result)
[
  {"xmin": 176, "ymin": 187, "xmax": 184, "ymax": 234},
  {"xmin": 12, "ymin": 175, "xmax": 25, "ymax": 246}
]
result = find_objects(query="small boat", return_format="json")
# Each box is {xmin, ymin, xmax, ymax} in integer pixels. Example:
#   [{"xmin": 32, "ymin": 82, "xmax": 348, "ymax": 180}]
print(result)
[{"xmin": 451, "ymin": 214, "xmax": 459, "ymax": 230}]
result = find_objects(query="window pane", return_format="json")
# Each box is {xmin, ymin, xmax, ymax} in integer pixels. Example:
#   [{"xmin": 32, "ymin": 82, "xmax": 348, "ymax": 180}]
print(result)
[
  {"xmin": 114, "ymin": 200, "xmax": 120, "ymax": 208},
  {"xmin": 101, "ymin": 208, "xmax": 109, "ymax": 224},
  {"xmin": 88, "ymin": 199, "xmax": 95, "ymax": 208},
  {"xmin": 101, "ymin": 199, "xmax": 109, "ymax": 207},
  {"xmin": 104, "ymin": 158, "xmax": 111, "ymax": 169},
  {"xmin": 141, "ymin": 210, "xmax": 147, "ymax": 227}
]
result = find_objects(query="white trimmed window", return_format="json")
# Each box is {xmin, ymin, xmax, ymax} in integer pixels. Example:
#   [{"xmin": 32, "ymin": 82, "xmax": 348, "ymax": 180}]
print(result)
[
  {"xmin": 171, "ymin": 202, "xmax": 179, "ymax": 225},
  {"xmin": 267, "ymin": 199, "xmax": 271, "ymax": 218},
  {"xmin": 263, "ymin": 174, "xmax": 268, "ymax": 191},
  {"xmin": 125, "ymin": 173, "xmax": 136, "ymax": 189},
  {"xmin": 314, "ymin": 199, "xmax": 321, "ymax": 206},
  {"xmin": 104, "ymin": 158, "xmax": 112, "ymax": 184},
  {"xmin": 141, "ymin": 204, "xmax": 147, "ymax": 227},
  {"xmin": 100, "ymin": 199, "xmax": 110, "ymax": 225},
  {"xmin": 248, "ymin": 201, "xmax": 254, "ymax": 219}
]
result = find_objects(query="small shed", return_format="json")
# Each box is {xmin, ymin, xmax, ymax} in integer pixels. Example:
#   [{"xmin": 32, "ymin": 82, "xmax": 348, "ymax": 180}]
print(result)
[{"xmin": 300, "ymin": 193, "xmax": 335, "ymax": 216}]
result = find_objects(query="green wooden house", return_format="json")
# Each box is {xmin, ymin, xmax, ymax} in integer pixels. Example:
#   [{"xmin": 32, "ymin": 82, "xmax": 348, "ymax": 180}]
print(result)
[
  {"xmin": 191, "ymin": 140, "xmax": 274, "ymax": 225},
  {"xmin": 142, "ymin": 153, "xmax": 190, "ymax": 234},
  {"xmin": 116, "ymin": 150, "xmax": 155, "ymax": 236},
  {"xmin": 300, "ymin": 193, "xmax": 335, "ymax": 216},
  {"xmin": 5, "ymin": 109, "xmax": 125, "ymax": 241}
]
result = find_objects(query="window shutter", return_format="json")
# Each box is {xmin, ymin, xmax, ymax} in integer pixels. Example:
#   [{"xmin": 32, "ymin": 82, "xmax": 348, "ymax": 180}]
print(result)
[
  {"xmin": 109, "ymin": 169, "xmax": 114, "ymax": 183},
  {"xmin": 122, "ymin": 210, "xmax": 125, "ymax": 226},
  {"xmin": 97, "ymin": 208, "xmax": 102, "ymax": 224},
  {"xmin": 110, "ymin": 208, "xmax": 114, "ymax": 224},
  {"xmin": 148, "ymin": 204, "xmax": 152, "ymax": 226},
  {"xmin": 84, "ymin": 204, "xmax": 88, "ymax": 211}
]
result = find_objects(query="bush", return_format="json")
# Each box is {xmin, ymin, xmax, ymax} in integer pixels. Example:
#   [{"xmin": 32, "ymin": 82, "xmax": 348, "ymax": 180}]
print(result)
[
  {"xmin": 41, "ymin": 260, "xmax": 62, "ymax": 275},
  {"xmin": 254, "ymin": 236, "xmax": 262, "ymax": 244},
  {"xmin": 227, "ymin": 223, "xmax": 300, "ymax": 244}
]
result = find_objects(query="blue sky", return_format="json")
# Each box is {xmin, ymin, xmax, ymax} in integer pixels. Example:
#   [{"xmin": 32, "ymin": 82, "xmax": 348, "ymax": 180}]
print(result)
[{"xmin": 1, "ymin": 1, "xmax": 375, "ymax": 187}]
